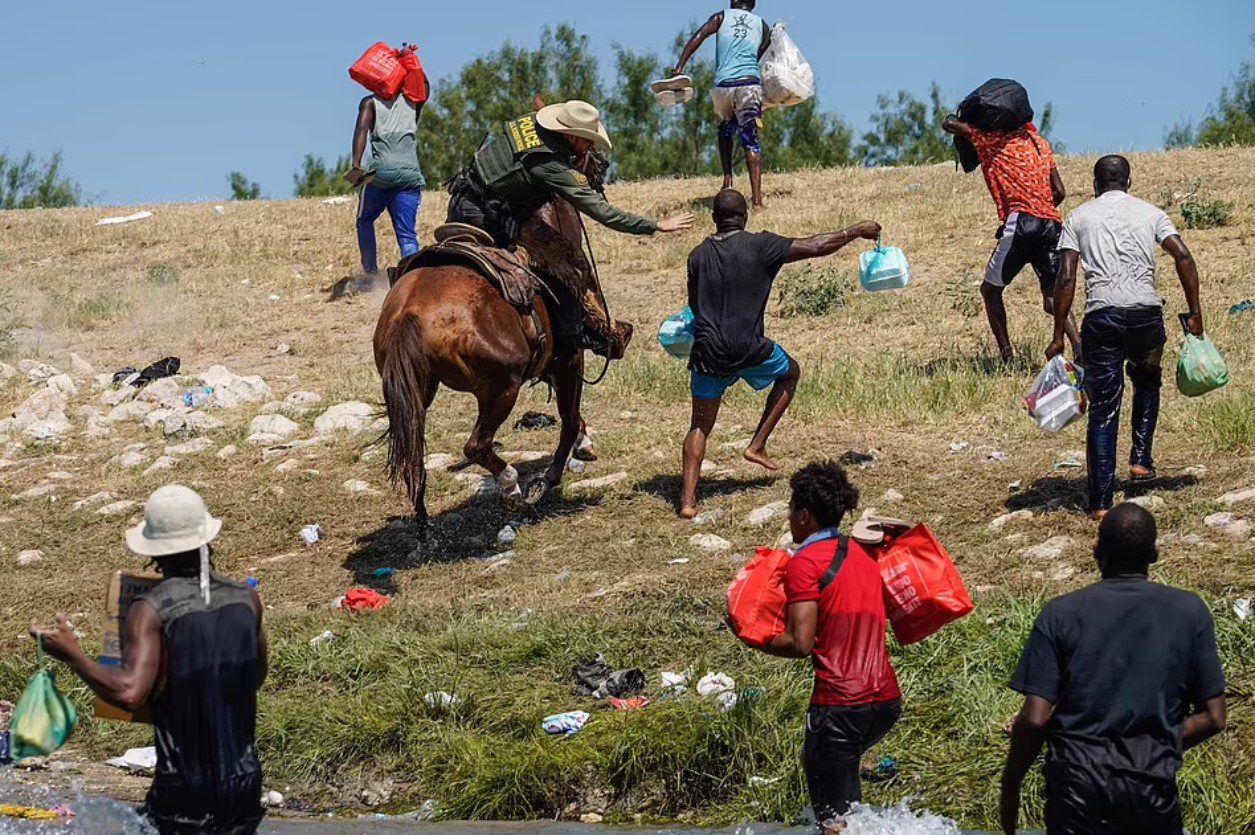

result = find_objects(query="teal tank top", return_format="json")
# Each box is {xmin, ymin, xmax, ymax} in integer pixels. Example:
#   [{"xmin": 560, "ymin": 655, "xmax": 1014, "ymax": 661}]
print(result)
[
  {"xmin": 369, "ymin": 96, "xmax": 426, "ymax": 190},
  {"xmin": 715, "ymin": 9, "xmax": 765, "ymax": 85}
]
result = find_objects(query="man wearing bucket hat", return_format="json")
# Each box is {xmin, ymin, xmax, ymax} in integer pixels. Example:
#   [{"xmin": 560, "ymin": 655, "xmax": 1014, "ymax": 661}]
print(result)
[
  {"xmin": 31, "ymin": 486, "xmax": 268, "ymax": 834},
  {"xmin": 445, "ymin": 99, "xmax": 694, "ymax": 357}
]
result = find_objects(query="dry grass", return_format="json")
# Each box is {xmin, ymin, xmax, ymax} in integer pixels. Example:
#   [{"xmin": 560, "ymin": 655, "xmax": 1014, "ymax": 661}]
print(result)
[{"xmin": 0, "ymin": 147, "xmax": 1252, "ymax": 829}]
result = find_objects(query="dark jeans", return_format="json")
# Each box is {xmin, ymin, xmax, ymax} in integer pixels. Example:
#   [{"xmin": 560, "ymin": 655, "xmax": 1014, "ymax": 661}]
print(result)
[
  {"xmin": 803, "ymin": 699, "xmax": 902, "ymax": 824},
  {"xmin": 1045, "ymin": 761, "xmax": 1184, "ymax": 835},
  {"xmin": 142, "ymin": 772, "xmax": 264, "ymax": 835},
  {"xmin": 1082, "ymin": 306, "xmax": 1167, "ymax": 512}
]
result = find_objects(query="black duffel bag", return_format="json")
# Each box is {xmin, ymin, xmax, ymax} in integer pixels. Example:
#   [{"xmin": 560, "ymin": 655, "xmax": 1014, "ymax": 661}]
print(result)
[{"xmin": 952, "ymin": 78, "xmax": 1035, "ymax": 173}]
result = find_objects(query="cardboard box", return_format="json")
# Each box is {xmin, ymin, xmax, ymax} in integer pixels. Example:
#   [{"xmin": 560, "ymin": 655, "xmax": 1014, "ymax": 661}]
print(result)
[{"xmin": 94, "ymin": 570, "xmax": 162, "ymax": 724}]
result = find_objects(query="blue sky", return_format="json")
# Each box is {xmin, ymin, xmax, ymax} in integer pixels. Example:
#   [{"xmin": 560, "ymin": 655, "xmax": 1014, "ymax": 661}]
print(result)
[{"xmin": 1, "ymin": 0, "xmax": 1251, "ymax": 205}]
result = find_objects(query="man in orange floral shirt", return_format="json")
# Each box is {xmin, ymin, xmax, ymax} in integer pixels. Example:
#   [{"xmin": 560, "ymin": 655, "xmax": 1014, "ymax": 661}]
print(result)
[{"xmin": 944, "ymin": 117, "xmax": 1081, "ymax": 361}]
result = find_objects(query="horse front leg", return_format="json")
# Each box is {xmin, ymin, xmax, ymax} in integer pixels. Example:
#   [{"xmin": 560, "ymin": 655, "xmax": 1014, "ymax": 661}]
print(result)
[
  {"xmin": 466, "ymin": 381, "xmax": 525, "ymax": 505},
  {"xmin": 525, "ymin": 352, "xmax": 584, "ymax": 504}
]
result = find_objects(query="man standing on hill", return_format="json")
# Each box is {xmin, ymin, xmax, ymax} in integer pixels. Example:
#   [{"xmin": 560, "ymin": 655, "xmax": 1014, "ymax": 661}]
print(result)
[
  {"xmin": 671, "ymin": 0, "xmax": 773, "ymax": 209},
  {"xmin": 1001, "ymin": 504, "xmax": 1227, "ymax": 835},
  {"xmin": 942, "ymin": 115, "xmax": 1080, "ymax": 361},
  {"xmin": 31, "ymin": 486, "xmax": 269, "ymax": 834},
  {"xmin": 736, "ymin": 461, "xmax": 901, "ymax": 831},
  {"xmin": 679, "ymin": 189, "xmax": 879, "ymax": 518},
  {"xmin": 346, "ymin": 79, "xmax": 430, "ymax": 285},
  {"xmin": 1047, "ymin": 155, "xmax": 1206, "ymax": 520}
]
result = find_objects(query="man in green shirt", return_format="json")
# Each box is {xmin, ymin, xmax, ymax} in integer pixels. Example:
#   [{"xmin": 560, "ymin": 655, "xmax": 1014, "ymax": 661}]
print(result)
[{"xmin": 447, "ymin": 100, "xmax": 693, "ymax": 357}]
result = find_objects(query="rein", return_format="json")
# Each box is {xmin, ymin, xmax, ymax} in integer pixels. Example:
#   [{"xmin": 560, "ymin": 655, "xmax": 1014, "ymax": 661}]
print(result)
[{"xmin": 576, "ymin": 213, "xmax": 612, "ymax": 387}]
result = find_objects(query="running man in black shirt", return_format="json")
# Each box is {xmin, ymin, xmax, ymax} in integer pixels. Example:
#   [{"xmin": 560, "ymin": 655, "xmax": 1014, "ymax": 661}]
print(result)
[
  {"xmin": 32, "ymin": 486, "xmax": 268, "ymax": 834},
  {"xmin": 1000, "ymin": 503, "xmax": 1228, "ymax": 835},
  {"xmin": 679, "ymin": 189, "xmax": 880, "ymax": 518}
]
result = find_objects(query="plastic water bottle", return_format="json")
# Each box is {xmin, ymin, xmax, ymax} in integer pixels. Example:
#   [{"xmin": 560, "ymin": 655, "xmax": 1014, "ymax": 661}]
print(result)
[{"xmin": 182, "ymin": 386, "xmax": 214, "ymax": 408}]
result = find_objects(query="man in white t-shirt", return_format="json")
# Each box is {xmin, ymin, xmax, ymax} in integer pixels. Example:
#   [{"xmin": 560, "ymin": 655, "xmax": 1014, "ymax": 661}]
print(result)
[{"xmin": 1047, "ymin": 156, "xmax": 1205, "ymax": 519}]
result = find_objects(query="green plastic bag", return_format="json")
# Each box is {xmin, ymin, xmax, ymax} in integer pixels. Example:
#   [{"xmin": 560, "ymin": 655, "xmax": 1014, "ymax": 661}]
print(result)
[
  {"xmin": 9, "ymin": 636, "xmax": 77, "ymax": 762},
  {"xmin": 1177, "ymin": 332, "xmax": 1230, "ymax": 398}
]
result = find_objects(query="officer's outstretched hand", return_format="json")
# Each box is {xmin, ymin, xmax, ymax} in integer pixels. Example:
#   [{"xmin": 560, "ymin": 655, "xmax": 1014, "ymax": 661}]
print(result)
[{"xmin": 657, "ymin": 213, "xmax": 695, "ymax": 234}]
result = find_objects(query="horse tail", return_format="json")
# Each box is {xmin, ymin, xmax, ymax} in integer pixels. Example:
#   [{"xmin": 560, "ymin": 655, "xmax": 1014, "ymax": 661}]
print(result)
[{"xmin": 381, "ymin": 314, "xmax": 430, "ymax": 525}]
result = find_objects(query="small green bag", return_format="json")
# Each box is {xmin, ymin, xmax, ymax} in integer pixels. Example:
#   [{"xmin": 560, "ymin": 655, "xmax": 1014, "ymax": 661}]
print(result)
[
  {"xmin": 9, "ymin": 637, "xmax": 77, "ymax": 762},
  {"xmin": 1177, "ymin": 331, "xmax": 1230, "ymax": 398}
]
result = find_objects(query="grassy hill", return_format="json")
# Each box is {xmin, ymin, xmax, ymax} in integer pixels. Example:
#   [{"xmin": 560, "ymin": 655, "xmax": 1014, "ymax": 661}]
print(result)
[{"xmin": 0, "ymin": 148, "xmax": 1252, "ymax": 831}]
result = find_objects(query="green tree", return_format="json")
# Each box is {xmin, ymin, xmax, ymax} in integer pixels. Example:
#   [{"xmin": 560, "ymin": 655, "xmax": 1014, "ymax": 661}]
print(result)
[
  {"xmin": 228, "ymin": 171, "xmax": 262, "ymax": 200},
  {"xmin": 0, "ymin": 151, "xmax": 81, "ymax": 209},
  {"xmin": 1167, "ymin": 35, "xmax": 1255, "ymax": 148},
  {"xmin": 858, "ymin": 83, "xmax": 952, "ymax": 166},
  {"xmin": 418, "ymin": 25, "xmax": 602, "ymax": 184},
  {"xmin": 293, "ymin": 154, "xmax": 354, "ymax": 198},
  {"xmin": 762, "ymin": 100, "xmax": 856, "ymax": 170}
]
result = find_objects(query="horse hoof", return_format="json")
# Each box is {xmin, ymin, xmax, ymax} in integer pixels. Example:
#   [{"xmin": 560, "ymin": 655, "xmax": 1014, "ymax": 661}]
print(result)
[{"xmin": 523, "ymin": 477, "xmax": 552, "ymax": 506}]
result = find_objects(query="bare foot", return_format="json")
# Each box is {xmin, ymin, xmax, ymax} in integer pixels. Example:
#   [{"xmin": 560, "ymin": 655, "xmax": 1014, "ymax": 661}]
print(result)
[
  {"xmin": 679, "ymin": 504, "xmax": 699, "ymax": 520},
  {"xmin": 752, "ymin": 201, "xmax": 768, "ymax": 212},
  {"xmin": 1090, "ymin": 509, "xmax": 1109, "ymax": 522},
  {"xmin": 743, "ymin": 446, "xmax": 780, "ymax": 472}
]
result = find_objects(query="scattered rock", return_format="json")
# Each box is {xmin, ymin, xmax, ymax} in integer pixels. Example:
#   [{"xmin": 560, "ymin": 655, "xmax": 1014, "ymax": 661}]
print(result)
[
  {"xmin": 692, "ymin": 508, "xmax": 727, "ymax": 526},
  {"xmin": 882, "ymin": 489, "xmax": 904, "ymax": 503},
  {"xmin": 498, "ymin": 526, "xmax": 518, "ymax": 545},
  {"xmin": 455, "ymin": 473, "xmax": 498, "ymax": 495},
  {"xmin": 97, "ymin": 501, "xmax": 138, "ymax": 517},
  {"xmin": 989, "ymin": 510, "xmax": 1034, "ymax": 532},
  {"xmin": 166, "ymin": 438, "xmax": 214, "ymax": 457},
  {"xmin": 425, "ymin": 453, "xmax": 458, "ymax": 471},
  {"xmin": 566, "ymin": 472, "xmax": 629, "ymax": 493},
  {"xmin": 44, "ymin": 471, "xmax": 75, "ymax": 481},
  {"xmin": 45, "ymin": 374, "xmax": 78, "ymax": 396},
  {"xmin": 100, "ymin": 386, "xmax": 138, "ymax": 407},
  {"xmin": 262, "ymin": 791, "xmax": 285, "ymax": 809},
  {"xmin": 17, "ymin": 550, "xmax": 45, "ymax": 567},
  {"xmin": 73, "ymin": 492, "xmax": 115, "ymax": 511},
  {"xmin": 567, "ymin": 458, "xmax": 585, "ymax": 474},
  {"xmin": 24, "ymin": 412, "xmax": 71, "ymax": 440},
  {"xmin": 19, "ymin": 361, "xmax": 60, "ymax": 382},
  {"xmin": 275, "ymin": 460, "xmax": 301, "ymax": 474},
  {"xmin": 1021, "ymin": 536, "xmax": 1072, "ymax": 561},
  {"xmin": 286, "ymin": 391, "xmax": 322, "ymax": 407},
  {"xmin": 1218, "ymin": 487, "xmax": 1255, "ymax": 508},
  {"xmin": 199, "ymin": 366, "xmax": 272, "ymax": 408},
  {"xmin": 106, "ymin": 401, "xmax": 154, "ymax": 424},
  {"xmin": 343, "ymin": 479, "xmax": 377, "ymax": 495},
  {"xmin": 1126, "ymin": 495, "xmax": 1166, "ymax": 511},
  {"xmin": 1182, "ymin": 466, "xmax": 1208, "ymax": 479},
  {"xmin": 720, "ymin": 438, "xmax": 752, "ymax": 452},
  {"xmin": 1048, "ymin": 564, "xmax": 1077, "ymax": 582},
  {"xmin": 746, "ymin": 500, "xmax": 789, "ymax": 527},
  {"xmin": 691, "ymin": 533, "xmax": 733, "ymax": 551},
  {"xmin": 15, "ymin": 484, "xmax": 57, "ymax": 501},
  {"xmin": 249, "ymin": 414, "xmax": 299, "ymax": 441},
  {"xmin": 504, "ymin": 450, "xmax": 548, "ymax": 464},
  {"xmin": 69, "ymin": 354, "xmax": 95, "ymax": 377},
  {"xmin": 144, "ymin": 456, "xmax": 177, "ymax": 476},
  {"xmin": 313, "ymin": 402, "xmax": 375, "ymax": 434},
  {"xmin": 0, "ymin": 362, "xmax": 17, "ymax": 381},
  {"xmin": 216, "ymin": 445, "xmax": 239, "ymax": 460},
  {"xmin": 113, "ymin": 451, "xmax": 150, "ymax": 470},
  {"xmin": 580, "ymin": 814, "xmax": 604, "ymax": 825},
  {"xmin": 776, "ymin": 531, "xmax": 795, "ymax": 550},
  {"xmin": 1204, "ymin": 513, "xmax": 1252, "ymax": 540},
  {"xmin": 700, "ymin": 460, "xmax": 717, "ymax": 474}
]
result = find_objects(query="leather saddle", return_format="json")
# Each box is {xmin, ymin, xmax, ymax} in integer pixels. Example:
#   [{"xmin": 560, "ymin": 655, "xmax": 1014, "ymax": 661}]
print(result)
[{"xmin": 396, "ymin": 223, "xmax": 555, "ymax": 309}]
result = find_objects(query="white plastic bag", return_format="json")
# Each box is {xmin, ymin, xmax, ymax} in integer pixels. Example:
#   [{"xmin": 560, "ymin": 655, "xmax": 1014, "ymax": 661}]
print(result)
[
  {"xmin": 1025, "ymin": 356, "xmax": 1086, "ymax": 434},
  {"xmin": 760, "ymin": 22, "xmax": 814, "ymax": 109}
]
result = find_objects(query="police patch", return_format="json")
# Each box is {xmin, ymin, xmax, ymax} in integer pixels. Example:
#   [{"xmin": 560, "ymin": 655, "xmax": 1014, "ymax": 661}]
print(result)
[
  {"xmin": 569, "ymin": 171, "xmax": 589, "ymax": 187},
  {"xmin": 506, "ymin": 115, "xmax": 545, "ymax": 154}
]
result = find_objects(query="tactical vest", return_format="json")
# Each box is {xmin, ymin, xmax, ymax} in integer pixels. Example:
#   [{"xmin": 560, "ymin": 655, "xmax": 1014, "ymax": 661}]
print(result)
[{"xmin": 473, "ymin": 114, "xmax": 570, "ymax": 212}]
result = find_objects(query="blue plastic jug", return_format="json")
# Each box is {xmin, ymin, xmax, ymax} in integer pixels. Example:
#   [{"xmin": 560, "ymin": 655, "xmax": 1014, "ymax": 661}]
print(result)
[
  {"xmin": 859, "ymin": 243, "xmax": 911, "ymax": 292},
  {"xmin": 658, "ymin": 307, "xmax": 695, "ymax": 359}
]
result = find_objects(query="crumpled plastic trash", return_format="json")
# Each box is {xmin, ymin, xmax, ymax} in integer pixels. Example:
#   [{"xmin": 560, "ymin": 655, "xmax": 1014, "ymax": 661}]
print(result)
[
  {"xmin": 1026, "ymin": 356, "xmax": 1086, "ymax": 433},
  {"xmin": 1235, "ymin": 598, "xmax": 1252, "ymax": 622},
  {"xmin": 542, "ymin": 711, "xmax": 589, "ymax": 736},
  {"xmin": 497, "ymin": 526, "xmax": 518, "ymax": 545},
  {"xmin": 309, "ymin": 630, "xmax": 338, "ymax": 648},
  {"xmin": 660, "ymin": 672, "xmax": 689, "ymax": 695},
  {"xmin": 340, "ymin": 588, "xmax": 391, "ymax": 613},
  {"xmin": 322, "ymin": 196, "xmax": 353, "ymax": 206},
  {"xmin": 105, "ymin": 746, "xmax": 157, "ymax": 773},
  {"xmin": 96, "ymin": 210, "xmax": 153, "ymax": 227},
  {"xmin": 514, "ymin": 411, "xmax": 557, "ymax": 431},
  {"xmin": 609, "ymin": 697, "xmax": 650, "ymax": 711},
  {"xmin": 697, "ymin": 672, "xmax": 736, "ymax": 697},
  {"xmin": 715, "ymin": 691, "xmax": 738, "ymax": 712},
  {"xmin": 572, "ymin": 655, "xmax": 646, "ymax": 700},
  {"xmin": 423, "ymin": 691, "xmax": 462, "ymax": 709},
  {"xmin": 300, "ymin": 524, "xmax": 323, "ymax": 546}
]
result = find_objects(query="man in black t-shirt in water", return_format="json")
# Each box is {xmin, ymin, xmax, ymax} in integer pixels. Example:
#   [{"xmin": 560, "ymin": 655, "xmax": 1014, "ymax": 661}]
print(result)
[
  {"xmin": 679, "ymin": 189, "xmax": 880, "ymax": 518},
  {"xmin": 1001, "ymin": 504, "xmax": 1228, "ymax": 835}
]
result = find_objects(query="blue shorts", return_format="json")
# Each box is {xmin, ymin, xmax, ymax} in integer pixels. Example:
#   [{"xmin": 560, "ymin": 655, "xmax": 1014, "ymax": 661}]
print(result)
[{"xmin": 692, "ymin": 344, "xmax": 793, "ymax": 400}]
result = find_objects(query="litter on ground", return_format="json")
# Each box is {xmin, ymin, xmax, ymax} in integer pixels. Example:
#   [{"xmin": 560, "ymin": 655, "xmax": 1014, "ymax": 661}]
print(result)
[
  {"xmin": 542, "ymin": 711, "xmax": 589, "ymax": 736},
  {"xmin": 105, "ymin": 746, "xmax": 157, "ymax": 773},
  {"xmin": 300, "ymin": 524, "xmax": 323, "ymax": 546},
  {"xmin": 96, "ymin": 210, "xmax": 153, "ymax": 227}
]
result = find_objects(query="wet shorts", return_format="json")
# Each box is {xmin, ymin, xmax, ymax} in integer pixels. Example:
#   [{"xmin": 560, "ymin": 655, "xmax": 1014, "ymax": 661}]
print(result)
[
  {"xmin": 692, "ymin": 344, "xmax": 793, "ymax": 400},
  {"xmin": 984, "ymin": 212, "xmax": 1062, "ymax": 294},
  {"xmin": 713, "ymin": 82, "xmax": 764, "ymax": 154}
]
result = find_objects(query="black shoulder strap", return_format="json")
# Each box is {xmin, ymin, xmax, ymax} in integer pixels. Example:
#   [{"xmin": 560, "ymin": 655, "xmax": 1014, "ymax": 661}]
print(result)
[{"xmin": 818, "ymin": 536, "xmax": 851, "ymax": 593}]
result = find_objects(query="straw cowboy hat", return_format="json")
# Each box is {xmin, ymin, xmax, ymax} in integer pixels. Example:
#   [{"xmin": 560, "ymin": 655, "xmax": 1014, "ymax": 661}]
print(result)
[
  {"xmin": 536, "ymin": 100, "xmax": 613, "ymax": 151},
  {"xmin": 126, "ymin": 485, "xmax": 222, "ymax": 558}
]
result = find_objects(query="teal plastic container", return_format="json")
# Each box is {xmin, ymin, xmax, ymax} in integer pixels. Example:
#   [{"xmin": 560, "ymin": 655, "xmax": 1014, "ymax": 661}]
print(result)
[
  {"xmin": 859, "ymin": 244, "xmax": 911, "ymax": 292},
  {"xmin": 658, "ymin": 307, "xmax": 695, "ymax": 359}
]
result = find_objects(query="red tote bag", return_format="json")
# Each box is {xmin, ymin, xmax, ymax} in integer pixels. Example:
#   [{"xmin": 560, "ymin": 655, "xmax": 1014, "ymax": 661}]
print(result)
[
  {"xmin": 727, "ymin": 547, "xmax": 792, "ymax": 648},
  {"xmin": 876, "ymin": 525, "xmax": 974, "ymax": 645},
  {"xmin": 350, "ymin": 42, "xmax": 406, "ymax": 99}
]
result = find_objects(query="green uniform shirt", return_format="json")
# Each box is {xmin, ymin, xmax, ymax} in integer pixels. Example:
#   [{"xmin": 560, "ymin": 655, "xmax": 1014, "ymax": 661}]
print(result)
[{"xmin": 473, "ymin": 114, "xmax": 658, "ymax": 236}]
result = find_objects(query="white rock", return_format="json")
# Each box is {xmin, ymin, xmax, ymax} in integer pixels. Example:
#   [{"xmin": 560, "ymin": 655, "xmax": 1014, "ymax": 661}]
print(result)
[
  {"xmin": 700, "ymin": 460, "xmax": 717, "ymax": 474},
  {"xmin": 691, "ymin": 533, "xmax": 733, "ymax": 551},
  {"xmin": 371, "ymin": 417, "xmax": 389, "ymax": 433},
  {"xmin": 17, "ymin": 550, "xmax": 45, "ymax": 567},
  {"xmin": 19, "ymin": 361, "xmax": 60, "ymax": 382},
  {"xmin": 113, "ymin": 451, "xmax": 150, "ymax": 470},
  {"xmin": 249, "ymin": 414, "xmax": 299, "ymax": 440},
  {"xmin": 216, "ymin": 445, "xmax": 239, "ymax": 460},
  {"xmin": 1126, "ymin": 495, "xmax": 1166, "ymax": 511},
  {"xmin": 1204, "ymin": 513, "xmax": 1252, "ymax": 540},
  {"xmin": 178, "ymin": 412, "xmax": 225, "ymax": 434},
  {"xmin": 1218, "ymin": 488, "xmax": 1255, "ymax": 508},
  {"xmin": 567, "ymin": 458, "xmax": 586, "ymax": 474},
  {"xmin": 286, "ymin": 391, "xmax": 322, "ymax": 407},
  {"xmin": 746, "ymin": 501, "xmax": 789, "ymax": 527},
  {"xmin": 69, "ymin": 354, "xmax": 95, "ymax": 376},
  {"xmin": 106, "ymin": 401, "xmax": 154, "ymax": 423},
  {"xmin": 262, "ymin": 791, "xmax": 285, "ymax": 809},
  {"xmin": 13, "ymin": 387, "xmax": 69, "ymax": 425},
  {"xmin": 1183, "ymin": 466, "xmax": 1208, "ymax": 479},
  {"xmin": 313, "ymin": 402, "xmax": 375, "ymax": 434},
  {"xmin": 100, "ymin": 386, "xmax": 137, "ymax": 407},
  {"xmin": 143, "ymin": 409, "xmax": 177, "ymax": 430},
  {"xmin": 73, "ymin": 492, "xmax": 115, "ymax": 511},
  {"xmin": 692, "ymin": 508, "xmax": 727, "ymax": 526},
  {"xmin": 45, "ymin": 471, "xmax": 75, "ymax": 481},
  {"xmin": 776, "ymin": 531, "xmax": 796, "ymax": 550},
  {"xmin": 85, "ymin": 414, "xmax": 112, "ymax": 438},
  {"xmin": 989, "ymin": 509, "xmax": 1034, "ymax": 532},
  {"xmin": 247, "ymin": 433, "xmax": 287, "ymax": 446},
  {"xmin": 0, "ymin": 362, "xmax": 17, "ymax": 381},
  {"xmin": 166, "ymin": 438, "xmax": 214, "ymax": 457},
  {"xmin": 343, "ymin": 479, "xmax": 377, "ymax": 495},
  {"xmin": 455, "ymin": 473, "xmax": 498, "ymax": 495},
  {"xmin": 275, "ymin": 459, "xmax": 301, "ymax": 473},
  {"xmin": 1048, "ymin": 564, "xmax": 1077, "ymax": 581},
  {"xmin": 135, "ymin": 378, "xmax": 184, "ymax": 408},
  {"xmin": 497, "ymin": 526, "xmax": 518, "ymax": 544},
  {"xmin": 25, "ymin": 412, "xmax": 71, "ymax": 440},
  {"xmin": 144, "ymin": 456, "xmax": 177, "ymax": 476},
  {"xmin": 15, "ymin": 484, "xmax": 57, "ymax": 501},
  {"xmin": 720, "ymin": 438, "xmax": 753, "ymax": 452},
  {"xmin": 425, "ymin": 453, "xmax": 458, "ymax": 471},
  {"xmin": 1021, "ymin": 536, "xmax": 1072, "ymax": 561},
  {"xmin": 199, "ymin": 366, "xmax": 271, "ymax": 408},
  {"xmin": 566, "ymin": 472, "xmax": 629, "ymax": 492},
  {"xmin": 882, "ymin": 489, "xmax": 905, "ymax": 503},
  {"xmin": 504, "ymin": 450, "xmax": 548, "ymax": 464},
  {"xmin": 97, "ymin": 500, "xmax": 138, "ymax": 517},
  {"xmin": 45, "ymin": 374, "xmax": 78, "ymax": 396}
]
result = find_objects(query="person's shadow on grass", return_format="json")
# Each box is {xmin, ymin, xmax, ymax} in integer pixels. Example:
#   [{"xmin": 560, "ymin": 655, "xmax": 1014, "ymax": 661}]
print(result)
[{"xmin": 634, "ymin": 472, "xmax": 779, "ymax": 516}]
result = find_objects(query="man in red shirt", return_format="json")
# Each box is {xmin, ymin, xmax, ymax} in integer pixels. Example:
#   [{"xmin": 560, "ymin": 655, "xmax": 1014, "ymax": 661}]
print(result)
[
  {"xmin": 943, "ymin": 117, "xmax": 1081, "ymax": 362},
  {"xmin": 746, "ymin": 461, "xmax": 901, "ymax": 830}
]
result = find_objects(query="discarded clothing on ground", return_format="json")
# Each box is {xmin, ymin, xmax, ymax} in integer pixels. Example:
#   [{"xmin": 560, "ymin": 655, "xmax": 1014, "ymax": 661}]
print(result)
[
  {"xmin": 340, "ymin": 588, "xmax": 392, "ymax": 613},
  {"xmin": 542, "ymin": 711, "xmax": 589, "ymax": 736},
  {"xmin": 572, "ymin": 654, "xmax": 646, "ymax": 700},
  {"xmin": 515, "ymin": 411, "xmax": 557, "ymax": 431}
]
